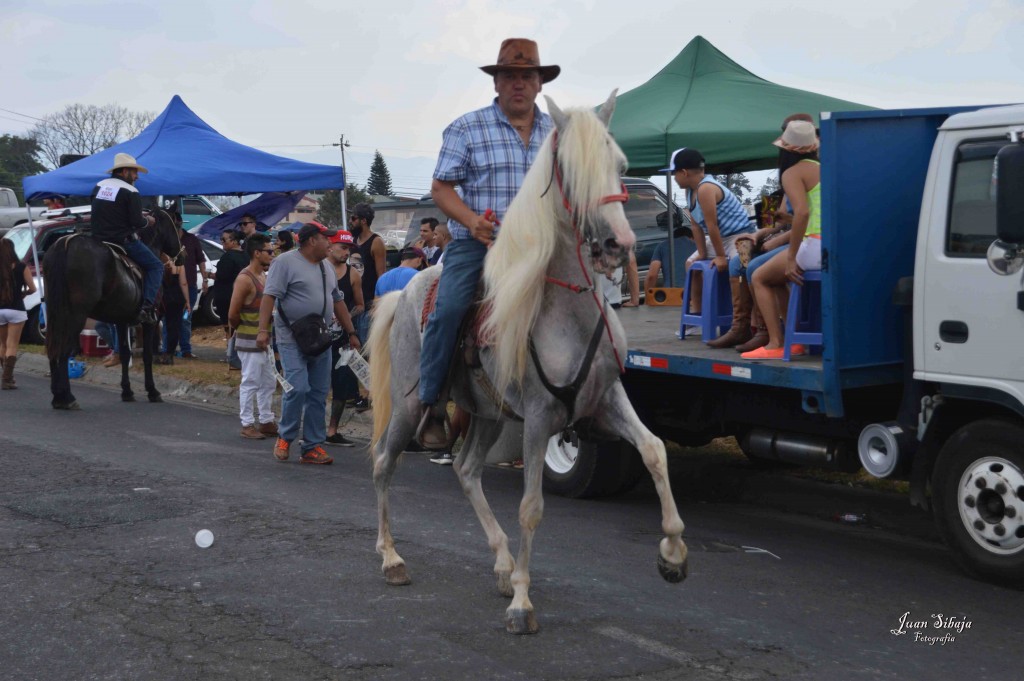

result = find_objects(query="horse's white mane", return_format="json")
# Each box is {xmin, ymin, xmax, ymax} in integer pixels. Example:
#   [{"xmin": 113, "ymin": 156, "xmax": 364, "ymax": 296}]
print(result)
[{"xmin": 482, "ymin": 98, "xmax": 626, "ymax": 398}]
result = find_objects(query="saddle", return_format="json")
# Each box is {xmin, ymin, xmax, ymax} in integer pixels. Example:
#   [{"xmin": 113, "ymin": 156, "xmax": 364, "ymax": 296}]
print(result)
[{"xmin": 102, "ymin": 240, "xmax": 145, "ymax": 283}]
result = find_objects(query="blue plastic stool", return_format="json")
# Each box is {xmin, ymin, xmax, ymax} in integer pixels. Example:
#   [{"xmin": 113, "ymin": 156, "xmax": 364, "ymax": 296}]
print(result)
[
  {"xmin": 783, "ymin": 269, "xmax": 823, "ymax": 361},
  {"xmin": 679, "ymin": 260, "xmax": 732, "ymax": 341}
]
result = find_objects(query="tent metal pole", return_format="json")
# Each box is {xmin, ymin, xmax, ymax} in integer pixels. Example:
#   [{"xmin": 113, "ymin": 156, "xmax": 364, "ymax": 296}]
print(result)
[
  {"xmin": 665, "ymin": 173, "xmax": 675, "ymax": 287},
  {"xmin": 25, "ymin": 204, "xmax": 43, "ymax": 316}
]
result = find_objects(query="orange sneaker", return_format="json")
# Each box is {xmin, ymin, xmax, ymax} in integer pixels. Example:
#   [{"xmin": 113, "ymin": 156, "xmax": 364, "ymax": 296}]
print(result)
[
  {"xmin": 273, "ymin": 438, "xmax": 290, "ymax": 461},
  {"xmin": 741, "ymin": 346, "xmax": 785, "ymax": 360},
  {"xmin": 789, "ymin": 344, "xmax": 808, "ymax": 357},
  {"xmin": 299, "ymin": 446, "xmax": 333, "ymax": 465}
]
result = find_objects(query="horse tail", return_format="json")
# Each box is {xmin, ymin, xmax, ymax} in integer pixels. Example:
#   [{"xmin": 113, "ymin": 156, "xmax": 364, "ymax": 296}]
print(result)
[
  {"xmin": 368, "ymin": 291, "xmax": 402, "ymax": 449},
  {"xmin": 43, "ymin": 236, "xmax": 78, "ymax": 362}
]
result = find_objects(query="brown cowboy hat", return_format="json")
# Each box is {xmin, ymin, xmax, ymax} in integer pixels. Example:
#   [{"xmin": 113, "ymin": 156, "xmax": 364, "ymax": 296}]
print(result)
[{"xmin": 480, "ymin": 38, "xmax": 560, "ymax": 83}]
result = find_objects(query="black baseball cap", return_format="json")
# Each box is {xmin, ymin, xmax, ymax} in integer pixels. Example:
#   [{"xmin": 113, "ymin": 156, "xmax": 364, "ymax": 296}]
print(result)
[
  {"xmin": 349, "ymin": 202, "xmax": 375, "ymax": 220},
  {"xmin": 296, "ymin": 221, "xmax": 338, "ymax": 242},
  {"xmin": 660, "ymin": 148, "xmax": 705, "ymax": 173}
]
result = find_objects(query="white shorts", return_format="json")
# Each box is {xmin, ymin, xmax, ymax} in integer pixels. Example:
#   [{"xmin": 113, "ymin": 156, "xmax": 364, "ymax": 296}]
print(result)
[
  {"xmin": 796, "ymin": 237, "xmax": 821, "ymax": 271},
  {"xmin": 686, "ymin": 232, "xmax": 751, "ymax": 264},
  {"xmin": 0, "ymin": 309, "xmax": 28, "ymax": 325}
]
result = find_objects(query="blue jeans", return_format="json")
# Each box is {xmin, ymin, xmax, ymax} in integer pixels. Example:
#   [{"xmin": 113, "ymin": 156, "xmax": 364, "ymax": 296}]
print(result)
[
  {"xmin": 419, "ymin": 238, "xmax": 487, "ymax": 404},
  {"xmin": 181, "ymin": 286, "xmax": 198, "ymax": 353},
  {"xmin": 124, "ymin": 239, "xmax": 163, "ymax": 306},
  {"xmin": 354, "ymin": 311, "xmax": 370, "ymax": 344},
  {"xmin": 729, "ymin": 245, "xmax": 787, "ymax": 280},
  {"xmin": 278, "ymin": 341, "xmax": 332, "ymax": 451},
  {"xmin": 95, "ymin": 321, "xmax": 119, "ymax": 353}
]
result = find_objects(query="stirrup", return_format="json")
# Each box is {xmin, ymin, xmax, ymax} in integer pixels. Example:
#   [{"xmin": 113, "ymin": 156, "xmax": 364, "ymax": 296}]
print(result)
[{"xmin": 415, "ymin": 404, "xmax": 451, "ymax": 451}]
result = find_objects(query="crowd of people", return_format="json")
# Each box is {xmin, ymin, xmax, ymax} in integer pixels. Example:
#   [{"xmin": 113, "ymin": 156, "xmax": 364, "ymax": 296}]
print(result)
[{"xmin": 1, "ymin": 36, "xmax": 824, "ymax": 468}]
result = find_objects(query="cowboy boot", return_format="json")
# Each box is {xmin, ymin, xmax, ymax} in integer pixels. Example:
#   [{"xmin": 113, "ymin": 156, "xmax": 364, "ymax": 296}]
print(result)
[
  {"xmin": 706, "ymin": 278, "xmax": 753, "ymax": 349},
  {"xmin": 2, "ymin": 355, "xmax": 16, "ymax": 390},
  {"xmin": 736, "ymin": 303, "xmax": 769, "ymax": 353}
]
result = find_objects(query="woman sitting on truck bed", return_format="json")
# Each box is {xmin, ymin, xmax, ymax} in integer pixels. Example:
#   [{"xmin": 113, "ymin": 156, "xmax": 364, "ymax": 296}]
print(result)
[{"xmin": 742, "ymin": 120, "xmax": 821, "ymax": 360}]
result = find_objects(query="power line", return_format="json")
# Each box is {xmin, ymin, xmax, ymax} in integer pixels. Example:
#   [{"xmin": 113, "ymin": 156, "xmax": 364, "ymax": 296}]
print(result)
[{"xmin": 0, "ymin": 107, "xmax": 45, "ymax": 122}]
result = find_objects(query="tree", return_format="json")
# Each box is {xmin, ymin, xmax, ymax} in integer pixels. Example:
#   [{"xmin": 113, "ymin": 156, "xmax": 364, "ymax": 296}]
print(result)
[
  {"xmin": 757, "ymin": 175, "xmax": 781, "ymax": 199},
  {"xmin": 366, "ymin": 150, "xmax": 393, "ymax": 197},
  {"xmin": 0, "ymin": 135, "xmax": 46, "ymax": 198},
  {"xmin": 714, "ymin": 173, "xmax": 753, "ymax": 201},
  {"xmin": 317, "ymin": 183, "xmax": 370, "ymax": 228},
  {"xmin": 30, "ymin": 103, "xmax": 155, "ymax": 169}
]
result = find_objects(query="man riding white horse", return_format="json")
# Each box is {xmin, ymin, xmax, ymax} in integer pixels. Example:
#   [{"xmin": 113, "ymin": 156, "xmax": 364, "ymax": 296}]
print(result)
[
  {"xmin": 89, "ymin": 152, "xmax": 164, "ymax": 325},
  {"xmin": 417, "ymin": 37, "xmax": 560, "ymax": 449}
]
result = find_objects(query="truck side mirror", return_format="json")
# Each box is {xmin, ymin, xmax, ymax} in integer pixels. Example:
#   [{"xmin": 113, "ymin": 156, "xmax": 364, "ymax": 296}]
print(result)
[
  {"xmin": 996, "ymin": 141, "xmax": 1024, "ymax": 244},
  {"xmin": 987, "ymin": 141, "xmax": 1024, "ymax": 275}
]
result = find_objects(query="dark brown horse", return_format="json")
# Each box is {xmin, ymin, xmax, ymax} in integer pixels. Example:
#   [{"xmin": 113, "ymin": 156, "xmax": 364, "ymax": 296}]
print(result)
[{"xmin": 43, "ymin": 208, "xmax": 182, "ymax": 409}]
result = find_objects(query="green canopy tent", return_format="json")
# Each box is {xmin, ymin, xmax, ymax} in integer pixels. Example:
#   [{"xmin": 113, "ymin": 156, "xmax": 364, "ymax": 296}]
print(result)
[
  {"xmin": 609, "ymin": 36, "xmax": 874, "ymax": 284},
  {"xmin": 610, "ymin": 35, "xmax": 875, "ymax": 175}
]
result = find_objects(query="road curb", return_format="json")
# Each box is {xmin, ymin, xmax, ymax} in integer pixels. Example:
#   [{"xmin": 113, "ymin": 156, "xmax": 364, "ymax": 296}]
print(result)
[{"xmin": 15, "ymin": 351, "xmax": 376, "ymax": 440}]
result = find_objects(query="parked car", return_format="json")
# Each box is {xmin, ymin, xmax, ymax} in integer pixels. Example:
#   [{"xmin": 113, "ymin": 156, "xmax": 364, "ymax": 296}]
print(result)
[
  {"xmin": 1, "ymin": 210, "xmax": 225, "ymax": 341},
  {"xmin": 0, "ymin": 186, "xmax": 48, "ymax": 230}
]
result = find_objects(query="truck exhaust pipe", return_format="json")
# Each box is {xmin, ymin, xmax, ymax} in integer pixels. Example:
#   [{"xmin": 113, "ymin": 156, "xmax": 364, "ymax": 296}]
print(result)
[{"xmin": 741, "ymin": 429, "xmax": 859, "ymax": 471}]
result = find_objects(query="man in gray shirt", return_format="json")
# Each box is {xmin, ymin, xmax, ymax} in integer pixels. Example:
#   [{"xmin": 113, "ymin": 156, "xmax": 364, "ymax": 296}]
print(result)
[{"xmin": 256, "ymin": 222, "xmax": 361, "ymax": 465}]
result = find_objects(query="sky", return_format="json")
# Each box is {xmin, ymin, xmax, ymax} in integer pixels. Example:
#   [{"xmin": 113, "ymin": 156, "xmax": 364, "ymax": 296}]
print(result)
[{"xmin": 3, "ymin": 0, "xmax": 1023, "ymax": 198}]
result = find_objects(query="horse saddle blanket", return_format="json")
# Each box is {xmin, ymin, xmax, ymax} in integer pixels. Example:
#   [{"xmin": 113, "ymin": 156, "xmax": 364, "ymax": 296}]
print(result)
[{"xmin": 420, "ymin": 278, "xmax": 491, "ymax": 364}]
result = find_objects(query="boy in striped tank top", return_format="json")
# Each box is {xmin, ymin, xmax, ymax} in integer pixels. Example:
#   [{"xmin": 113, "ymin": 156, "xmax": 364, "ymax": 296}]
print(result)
[{"xmin": 228, "ymin": 233, "xmax": 279, "ymax": 440}]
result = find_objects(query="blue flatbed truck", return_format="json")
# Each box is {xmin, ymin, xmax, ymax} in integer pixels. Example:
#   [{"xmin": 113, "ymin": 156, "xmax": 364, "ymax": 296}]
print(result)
[{"xmin": 545, "ymin": 104, "xmax": 1024, "ymax": 585}]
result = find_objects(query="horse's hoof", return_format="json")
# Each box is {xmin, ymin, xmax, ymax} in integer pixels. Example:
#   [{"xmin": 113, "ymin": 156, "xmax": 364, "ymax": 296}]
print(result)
[
  {"xmin": 657, "ymin": 554, "xmax": 688, "ymax": 583},
  {"xmin": 496, "ymin": 571, "xmax": 514, "ymax": 598},
  {"xmin": 384, "ymin": 564, "xmax": 411, "ymax": 586},
  {"xmin": 506, "ymin": 609, "xmax": 539, "ymax": 635},
  {"xmin": 52, "ymin": 401, "xmax": 80, "ymax": 411},
  {"xmin": 148, "ymin": 393, "xmax": 163, "ymax": 403},
  {"xmin": 122, "ymin": 394, "xmax": 135, "ymax": 402}
]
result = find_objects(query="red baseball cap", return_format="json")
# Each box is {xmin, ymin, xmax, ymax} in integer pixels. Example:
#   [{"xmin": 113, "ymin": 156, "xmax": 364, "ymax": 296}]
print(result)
[{"xmin": 328, "ymin": 230, "xmax": 354, "ymax": 245}]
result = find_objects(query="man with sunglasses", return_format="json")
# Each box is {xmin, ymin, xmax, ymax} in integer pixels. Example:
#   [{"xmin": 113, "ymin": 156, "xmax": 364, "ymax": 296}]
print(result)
[
  {"xmin": 238, "ymin": 213, "xmax": 259, "ymax": 245},
  {"xmin": 229, "ymin": 233, "xmax": 279, "ymax": 440}
]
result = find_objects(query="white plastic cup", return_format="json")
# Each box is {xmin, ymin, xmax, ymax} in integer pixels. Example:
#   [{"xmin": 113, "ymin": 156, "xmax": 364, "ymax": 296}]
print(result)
[{"xmin": 195, "ymin": 529, "xmax": 214, "ymax": 548}]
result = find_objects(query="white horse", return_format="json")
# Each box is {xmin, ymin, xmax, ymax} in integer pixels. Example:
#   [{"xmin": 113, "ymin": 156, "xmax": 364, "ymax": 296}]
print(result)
[{"xmin": 368, "ymin": 92, "xmax": 688, "ymax": 634}]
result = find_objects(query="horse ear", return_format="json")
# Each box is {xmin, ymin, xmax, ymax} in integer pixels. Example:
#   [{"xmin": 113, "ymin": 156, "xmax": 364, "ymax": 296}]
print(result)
[
  {"xmin": 545, "ymin": 96, "xmax": 569, "ymax": 130},
  {"xmin": 596, "ymin": 89, "xmax": 618, "ymax": 127}
]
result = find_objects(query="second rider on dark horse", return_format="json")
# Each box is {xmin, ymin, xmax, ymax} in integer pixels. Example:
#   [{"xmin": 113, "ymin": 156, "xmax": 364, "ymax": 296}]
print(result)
[{"xmin": 89, "ymin": 153, "xmax": 164, "ymax": 325}]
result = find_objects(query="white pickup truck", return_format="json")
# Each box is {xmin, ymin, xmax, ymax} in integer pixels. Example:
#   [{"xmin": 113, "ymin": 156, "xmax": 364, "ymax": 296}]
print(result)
[{"xmin": 0, "ymin": 187, "xmax": 46, "ymax": 231}]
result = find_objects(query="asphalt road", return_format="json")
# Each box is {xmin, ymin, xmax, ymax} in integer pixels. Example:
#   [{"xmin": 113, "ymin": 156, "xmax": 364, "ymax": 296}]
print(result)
[{"xmin": 1, "ymin": 374, "xmax": 1021, "ymax": 681}]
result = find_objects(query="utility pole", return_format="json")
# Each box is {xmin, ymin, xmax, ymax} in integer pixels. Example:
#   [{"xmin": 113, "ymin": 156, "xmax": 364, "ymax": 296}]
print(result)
[{"xmin": 333, "ymin": 134, "xmax": 350, "ymax": 224}]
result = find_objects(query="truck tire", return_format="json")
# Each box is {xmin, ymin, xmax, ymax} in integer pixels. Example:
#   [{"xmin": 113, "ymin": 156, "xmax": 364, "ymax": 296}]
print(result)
[
  {"xmin": 543, "ymin": 430, "xmax": 644, "ymax": 499},
  {"xmin": 21, "ymin": 305, "xmax": 45, "ymax": 345},
  {"xmin": 932, "ymin": 419, "xmax": 1024, "ymax": 586}
]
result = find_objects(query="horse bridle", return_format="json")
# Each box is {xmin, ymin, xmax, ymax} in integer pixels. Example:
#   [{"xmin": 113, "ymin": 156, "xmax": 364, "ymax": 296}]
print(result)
[{"xmin": 529, "ymin": 129, "xmax": 628, "ymax": 427}]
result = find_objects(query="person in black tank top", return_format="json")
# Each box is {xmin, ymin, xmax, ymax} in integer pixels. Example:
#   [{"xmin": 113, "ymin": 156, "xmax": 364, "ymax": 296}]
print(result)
[
  {"xmin": 348, "ymin": 203, "xmax": 386, "ymax": 342},
  {"xmin": 326, "ymin": 231, "xmax": 365, "ymax": 445}
]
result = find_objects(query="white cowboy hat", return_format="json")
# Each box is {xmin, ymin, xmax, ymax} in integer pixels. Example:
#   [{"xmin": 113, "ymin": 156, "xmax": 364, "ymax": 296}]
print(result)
[{"xmin": 106, "ymin": 152, "xmax": 149, "ymax": 174}]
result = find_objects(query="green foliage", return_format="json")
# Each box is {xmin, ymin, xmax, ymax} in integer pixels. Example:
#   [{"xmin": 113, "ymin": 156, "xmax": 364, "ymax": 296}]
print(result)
[
  {"xmin": 317, "ymin": 183, "xmax": 370, "ymax": 228},
  {"xmin": 366, "ymin": 150, "xmax": 393, "ymax": 197},
  {"xmin": 0, "ymin": 135, "xmax": 46, "ymax": 200},
  {"xmin": 714, "ymin": 173, "xmax": 753, "ymax": 201}
]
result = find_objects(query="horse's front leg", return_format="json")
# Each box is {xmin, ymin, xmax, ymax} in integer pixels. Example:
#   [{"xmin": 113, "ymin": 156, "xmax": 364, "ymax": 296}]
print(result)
[
  {"xmin": 597, "ymin": 381, "xmax": 687, "ymax": 583},
  {"xmin": 373, "ymin": 400, "xmax": 417, "ymax": 586},
  {"xmin": 505, "ymin": 418, "xmax": 554, "ymax": 635},
  {"xmin": 453, "ymin": 416, "xmax": 516, "ymax": 597},
  {"xmin": 142, "ymin": 322, "xmax": 162, "ymax": 403},
  {"xmin": 117, "ymin": 323, "xmax": 134, "ymax": 402}
]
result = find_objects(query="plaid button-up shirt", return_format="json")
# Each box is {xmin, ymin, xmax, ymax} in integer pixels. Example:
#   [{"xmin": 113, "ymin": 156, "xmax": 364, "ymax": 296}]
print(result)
[{"xmin": 433, "ymin": 98, "xmax": 554, "ymax": 240}]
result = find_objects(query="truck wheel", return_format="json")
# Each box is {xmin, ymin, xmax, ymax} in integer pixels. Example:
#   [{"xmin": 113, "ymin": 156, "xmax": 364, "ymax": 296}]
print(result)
[
  {"xmin": 199, "ymin": 294, "xmax": 220, "ymax": 325},
  {"xmin": 932, "ymin": 419, "xmax": 1024, "ymax": 586},
  {"xmin": 543, "ymin": 430, "xmax": 644, "ymax": 499},
  {"xmin": 21, "ymin": 305, "xmax": 45, "ymax": 345}
]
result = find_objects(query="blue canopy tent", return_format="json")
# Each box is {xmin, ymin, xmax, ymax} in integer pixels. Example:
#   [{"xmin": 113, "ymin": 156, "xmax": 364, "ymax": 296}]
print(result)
[{"xmin": 23, "ymin": 95, "xmax": 343, "ymax": 199}]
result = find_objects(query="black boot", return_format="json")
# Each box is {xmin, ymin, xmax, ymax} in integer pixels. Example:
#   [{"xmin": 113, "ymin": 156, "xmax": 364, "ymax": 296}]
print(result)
[{"xmin": 138, "ymin": 302, "xmax": 157, "ymax": 325}]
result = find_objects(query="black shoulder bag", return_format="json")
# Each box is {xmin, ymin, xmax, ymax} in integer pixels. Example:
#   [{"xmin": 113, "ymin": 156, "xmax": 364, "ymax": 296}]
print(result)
[{"xmin": 276, "ymin": 261, "xmax": 336, "ymax": 356}]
